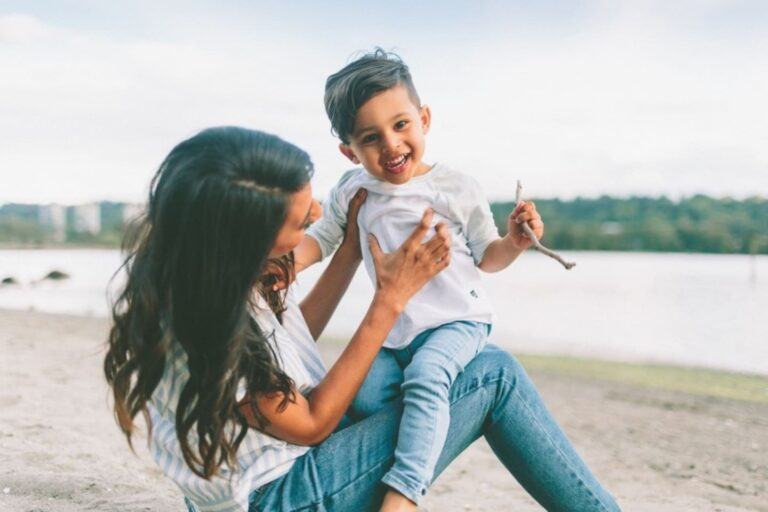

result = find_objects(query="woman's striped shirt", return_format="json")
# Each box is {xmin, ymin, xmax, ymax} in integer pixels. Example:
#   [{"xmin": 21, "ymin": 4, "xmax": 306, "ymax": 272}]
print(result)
[{"xmin": 147, "ymin": 287, "xmax": 327, "ymax": 511}]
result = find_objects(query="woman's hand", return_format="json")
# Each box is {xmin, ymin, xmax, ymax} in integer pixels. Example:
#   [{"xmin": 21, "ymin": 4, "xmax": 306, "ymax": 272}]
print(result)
[
  {"xmin": 251, "ymin": 208, "xmax": 451, "ymax": 448},
  {"xmin": 368, "ymin": 208, "xmax": 451, "ymax": 312},
  {"xmin": 506, "ymin": 200, "xmax": 544, "ymax": 251},
  {"xmin": 338, "ymin": 188, "xmax": 368, "ymax": 261}
]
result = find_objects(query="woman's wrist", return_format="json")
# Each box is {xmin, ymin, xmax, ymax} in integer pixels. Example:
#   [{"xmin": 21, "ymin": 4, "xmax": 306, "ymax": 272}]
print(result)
[
  {"xmin": 336, "ymin": 239, "xmax": 362, "ymax": 263},
  {"xmin": 371, "ymin": 289, "xmax": 405, "ymax": 317}
]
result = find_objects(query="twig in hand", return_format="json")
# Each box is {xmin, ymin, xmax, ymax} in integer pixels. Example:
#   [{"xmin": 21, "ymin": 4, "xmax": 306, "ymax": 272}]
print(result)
[{"xmin": 516, "ymin": 180, "xmax": 576, "ymax": 270}]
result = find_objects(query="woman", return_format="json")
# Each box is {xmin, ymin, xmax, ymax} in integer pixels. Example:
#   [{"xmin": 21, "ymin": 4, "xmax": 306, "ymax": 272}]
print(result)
[{"xmin": 105, "ymin": 127, "xmax": 620, "ymax": 512}]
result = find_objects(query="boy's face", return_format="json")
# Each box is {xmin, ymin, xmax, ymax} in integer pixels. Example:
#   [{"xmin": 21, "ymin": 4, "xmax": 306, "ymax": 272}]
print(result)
[{"xmin": 339, "ymin": 85, "xmax": 431, "ymax": 185}]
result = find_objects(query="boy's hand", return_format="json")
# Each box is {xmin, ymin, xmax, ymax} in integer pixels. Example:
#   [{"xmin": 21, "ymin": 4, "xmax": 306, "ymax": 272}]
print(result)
[{"xmin": 506, "ymin": 201, "xmax": 544, "ymax": 251}]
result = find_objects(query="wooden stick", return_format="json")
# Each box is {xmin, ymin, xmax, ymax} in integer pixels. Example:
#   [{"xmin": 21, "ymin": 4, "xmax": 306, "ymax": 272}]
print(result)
[{"xmin": 516, "ymin": 180, "xmax": 576, "ymax": 270}]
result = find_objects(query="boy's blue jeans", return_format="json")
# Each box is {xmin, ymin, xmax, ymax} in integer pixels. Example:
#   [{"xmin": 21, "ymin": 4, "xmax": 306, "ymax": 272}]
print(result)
[
  {"xmin": 249, "ymin": 345, "xmax": 621, "ymax": 511},
  {"xmin": 348, "ymin": 320, "xmax": 488, "ymax": 502}
]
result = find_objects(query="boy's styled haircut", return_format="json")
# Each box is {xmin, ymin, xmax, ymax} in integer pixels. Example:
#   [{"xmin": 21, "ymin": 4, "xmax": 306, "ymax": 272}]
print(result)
[{"xmin": 325, "ymin": 48, "xmax": 421, "ymax": 144}]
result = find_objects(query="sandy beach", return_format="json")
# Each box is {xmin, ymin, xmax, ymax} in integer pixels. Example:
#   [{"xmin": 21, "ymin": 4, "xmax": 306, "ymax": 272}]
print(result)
[{"xmin": 1, "ymin": 308, "xmax": 766, "ymax": 511}]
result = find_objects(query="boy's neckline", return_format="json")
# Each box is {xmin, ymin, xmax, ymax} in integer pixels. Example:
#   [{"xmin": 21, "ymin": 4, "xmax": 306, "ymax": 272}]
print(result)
[
  {"xmin": 414, "ymin": 161, "xmax": 438, "ymax": 180},
  {"xmin": 362, "ymin": 162, "xmax": 441, "ymax": 187}
]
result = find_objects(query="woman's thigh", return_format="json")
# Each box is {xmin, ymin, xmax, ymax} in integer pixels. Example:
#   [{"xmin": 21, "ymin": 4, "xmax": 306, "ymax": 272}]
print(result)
[
  {"xmin": 348, "ymin": 347, "xmax": 403, "ymax": 421},
  {"xmin": 251, "ymin": 400, "xmax": 402, "ymax": 511}
]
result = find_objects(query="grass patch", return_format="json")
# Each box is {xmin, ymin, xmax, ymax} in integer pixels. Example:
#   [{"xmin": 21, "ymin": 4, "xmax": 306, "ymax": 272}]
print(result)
[
  {"xmin": 319, "ymin": 337, "xmax": 768, "ymax": 404},
  {"xmin": 517, "ymin": 354, "xmax": 768, "ymax": 405}
]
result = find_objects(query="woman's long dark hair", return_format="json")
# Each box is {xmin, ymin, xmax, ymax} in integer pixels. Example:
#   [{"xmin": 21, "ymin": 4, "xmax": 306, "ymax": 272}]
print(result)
[{"xmin": 104, "ymin": 127, "xmax": 313, "ymax": 478}]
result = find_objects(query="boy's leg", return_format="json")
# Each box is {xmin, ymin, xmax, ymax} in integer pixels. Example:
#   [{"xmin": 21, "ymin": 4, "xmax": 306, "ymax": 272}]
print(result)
[
  {"xmin": 381, "ymin": 321, "xmax": 488, "ymax": 503},
  {"xmin": 347, "ymin": 347, "xmax": 403, "ymax": 422}
]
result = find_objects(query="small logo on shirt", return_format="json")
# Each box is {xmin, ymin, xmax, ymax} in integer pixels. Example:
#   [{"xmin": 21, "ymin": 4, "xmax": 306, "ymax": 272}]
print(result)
[{"xmin": 470, "ymin": 289, "xmax": 479, "ymax": 298}]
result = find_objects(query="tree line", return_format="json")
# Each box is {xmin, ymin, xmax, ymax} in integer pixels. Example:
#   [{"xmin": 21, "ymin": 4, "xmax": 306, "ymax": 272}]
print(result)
[
  {"xmin": 1, "ymin": 195, "xmax": 766, "ymax": 254},
  {"xmin": 491, "ymin": 195, "xmax": 767, "ymax": 254}
]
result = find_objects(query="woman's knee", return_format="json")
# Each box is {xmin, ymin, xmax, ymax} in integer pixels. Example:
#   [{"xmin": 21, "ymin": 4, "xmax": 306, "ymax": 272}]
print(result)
[{"xmin": 465, "ymin": 344, "xmax": 525, "ymax": 388}]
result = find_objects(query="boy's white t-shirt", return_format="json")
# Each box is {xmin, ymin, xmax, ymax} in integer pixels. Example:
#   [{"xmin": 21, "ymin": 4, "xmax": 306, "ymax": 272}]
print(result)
[{"xmin": 307, "ymin": 163, "xmax": 499, "ymax": 349}]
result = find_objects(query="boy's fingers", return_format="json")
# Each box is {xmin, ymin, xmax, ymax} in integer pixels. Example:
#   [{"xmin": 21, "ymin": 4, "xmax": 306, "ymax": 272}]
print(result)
[
  {"xmin": 404, "ymin": 208, "xmax": 434, "ymax": 246},
  {"xmin": 515, "ymin": 211, "xmax": 541, "ymax": 224},
  {"xmin": 529, "ymin": 219, "xmax": 544, "ymax": 237}
]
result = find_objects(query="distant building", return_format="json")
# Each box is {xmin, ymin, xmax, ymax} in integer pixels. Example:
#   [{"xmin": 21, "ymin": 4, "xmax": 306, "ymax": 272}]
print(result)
[
  {"xmin": 72, "ymin": 203, "xmax": 101, "ymax": 234},
  {"xmin": 38, "ymin": 204, "xmax": 66, "ymax": 242}
]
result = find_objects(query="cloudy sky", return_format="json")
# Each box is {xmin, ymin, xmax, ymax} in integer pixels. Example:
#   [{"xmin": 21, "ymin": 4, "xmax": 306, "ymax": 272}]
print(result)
[{"xmin": 1, "ymin": 0, "xmax": 767, "ymax": 204}]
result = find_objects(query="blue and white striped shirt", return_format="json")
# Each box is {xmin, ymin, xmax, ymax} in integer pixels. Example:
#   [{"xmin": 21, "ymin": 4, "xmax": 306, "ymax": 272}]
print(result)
[{"xmin": 147, "ymin": 287, "xmax": 327, "ymax": 511}]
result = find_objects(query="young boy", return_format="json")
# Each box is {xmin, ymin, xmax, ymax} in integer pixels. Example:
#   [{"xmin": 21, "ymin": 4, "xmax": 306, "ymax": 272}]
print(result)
[{"xmin": 294, "ymin": 49, "xmax": 543, "ymax": 507}]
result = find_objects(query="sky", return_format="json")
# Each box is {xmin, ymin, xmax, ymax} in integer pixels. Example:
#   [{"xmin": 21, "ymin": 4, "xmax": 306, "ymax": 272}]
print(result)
[{"xmin": 1, "ymin": 0, "xmax": 767, "ymax": 205}]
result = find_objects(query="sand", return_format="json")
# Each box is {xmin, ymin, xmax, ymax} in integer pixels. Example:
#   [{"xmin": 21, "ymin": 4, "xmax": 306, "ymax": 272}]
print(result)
[{"xmin": 1, "ymin": 308, "xmax": 766, "ymax": 511}]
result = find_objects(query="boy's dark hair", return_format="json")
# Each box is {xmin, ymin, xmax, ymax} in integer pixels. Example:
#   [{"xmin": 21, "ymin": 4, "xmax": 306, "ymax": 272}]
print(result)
[{"xmin": 325, "ymin": 48, "xmax": 421, "ymax": 144}]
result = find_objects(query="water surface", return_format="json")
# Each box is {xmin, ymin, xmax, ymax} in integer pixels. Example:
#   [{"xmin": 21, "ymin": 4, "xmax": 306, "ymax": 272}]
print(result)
[{"xmin": 1, "ymin": 249, "xmax": 765, "ymax": 374}]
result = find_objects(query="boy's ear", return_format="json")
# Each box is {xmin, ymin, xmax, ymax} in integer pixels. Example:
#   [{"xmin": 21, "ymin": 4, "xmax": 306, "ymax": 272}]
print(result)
[
  {"xmin": 420, "ymin": 105, "xmax": 432, "ymax": 135},
  {"xmin": 339, "ymin": 143, "xmax": 360, "ymax": 164}
]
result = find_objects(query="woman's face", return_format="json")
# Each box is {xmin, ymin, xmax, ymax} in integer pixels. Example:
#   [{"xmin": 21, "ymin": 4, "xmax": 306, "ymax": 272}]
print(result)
[{"xmin": 268, "ymin": 183, "xmax": 322, "ymax": 258}]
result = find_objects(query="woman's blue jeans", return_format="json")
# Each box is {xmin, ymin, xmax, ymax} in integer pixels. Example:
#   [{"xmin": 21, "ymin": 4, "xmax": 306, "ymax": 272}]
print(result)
[{"xmin": 250, "ymin": 345, "xmax": 621, "ymax": 511}]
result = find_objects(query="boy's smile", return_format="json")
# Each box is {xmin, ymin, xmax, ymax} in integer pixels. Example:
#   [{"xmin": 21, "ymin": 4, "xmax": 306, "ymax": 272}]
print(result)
[{"xmin": 340, "ymin": 85, "xmax": 432, "ymax": 185}]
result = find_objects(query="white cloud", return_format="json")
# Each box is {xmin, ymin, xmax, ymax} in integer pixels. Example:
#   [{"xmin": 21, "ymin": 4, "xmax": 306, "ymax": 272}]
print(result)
[{"xmin": 0, "ymin": 13, "xmax": 54, "ymax": 43}]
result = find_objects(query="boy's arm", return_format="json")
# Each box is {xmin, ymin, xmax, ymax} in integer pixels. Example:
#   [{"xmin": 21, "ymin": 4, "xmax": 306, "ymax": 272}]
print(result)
[
  {"xmin": 477, "ymin": 236, "xmax": 525, "ymax": 272},
  {"xmin": 301, "ymin": 170, "xmax": 360, "ymax": 271},
  {"xmin": 478, "ymin": 201, "xmax": 544, "ymax": 273}
]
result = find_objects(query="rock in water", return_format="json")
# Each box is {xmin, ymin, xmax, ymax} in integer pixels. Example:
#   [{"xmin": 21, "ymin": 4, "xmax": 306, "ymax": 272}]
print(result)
[
  {"xmin": 43, "ymin": 270, "xmax": 70, "ymax": 281},
  {"xmin": 1, "ymin": 276, "xmax": 19, "ymax": 285}
]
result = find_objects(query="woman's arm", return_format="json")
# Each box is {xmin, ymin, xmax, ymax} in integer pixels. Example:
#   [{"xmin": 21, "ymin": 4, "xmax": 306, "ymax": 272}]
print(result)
[
  {"xmin": 241, "ymin": 209, "xmax": 451, "ymax": 446},
  {"xmin": 299, "ymin": 189, "xmax": 366, "ymax": 340}
]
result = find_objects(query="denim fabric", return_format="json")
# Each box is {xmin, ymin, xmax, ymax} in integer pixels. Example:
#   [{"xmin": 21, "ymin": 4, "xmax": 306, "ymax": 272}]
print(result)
[
  {"xmin": 249, "ymin": 345, "xmax": 621, "ymax": 512},
  {"xmin": 347, "ymin": 321, "xmax": 488, "ymax": 501}
]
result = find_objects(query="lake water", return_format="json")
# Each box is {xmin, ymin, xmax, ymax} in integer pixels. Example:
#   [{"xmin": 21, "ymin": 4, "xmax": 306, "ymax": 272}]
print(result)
[{"xmin": 1, "ymin": 249, "xmax": 766, "ymax": 375}]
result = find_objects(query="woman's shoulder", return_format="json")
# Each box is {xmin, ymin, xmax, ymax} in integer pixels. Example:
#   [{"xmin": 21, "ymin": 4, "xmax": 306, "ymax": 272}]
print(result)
[{"xmin": 250, "ymin": 287, "xmax": 327, "ymax": 386}]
